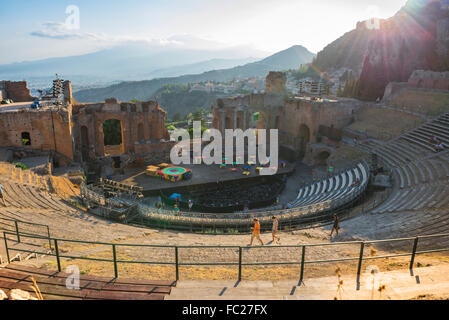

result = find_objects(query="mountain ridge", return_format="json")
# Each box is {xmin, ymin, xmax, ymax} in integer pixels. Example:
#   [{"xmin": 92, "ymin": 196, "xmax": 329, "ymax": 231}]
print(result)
[{"xmin": 73, "ymin": 45, "xmax": 316, "ymax": 103}]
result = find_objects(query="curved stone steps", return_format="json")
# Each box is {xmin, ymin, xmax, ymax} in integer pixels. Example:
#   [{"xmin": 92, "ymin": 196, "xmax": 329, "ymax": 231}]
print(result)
[
  {"xmin": 400, "ymin": 136, "xmax": 435, "ymax": 153},
  {"xmin": 0, "ymin": 209, "xmax": 25, "ymax": 221},
  {"xmin": 391, "ymin": 186, "xmax": 428, "ymax": 212},
  {"xmin": 407, "ymin": 213, "xmax": 449, "ymax": 235},
  {"xmin": 383, "ymin": 143, "xmax": 414, "ymax": 164},
  {"xmin": 4, "ymin": 181, "xmax": 34, "ymax": 209},
  {"xmin": 412, "ymin": 185, "xmax": 445, "ymax": 210},
  {"xmin": 412, "ymin": 161, "xmax": 427, "ymax": 183},
  {"xmin": 401, "ymin": 166, "xmax": 413, "ymax": 188},
  {"xmin": 419, "ymin": 127, "xmax": 449, "ymax": 143},
  {"xmin": 427, "ymin": 159, "xmax": 443, "ymax": 180},
  {"xmin": 406, "ymin": 163, "xmax": 420, "ymax": 186},
  {"xmin": 427, "ymin": 185, "xmax": 449, "ymax": 208},
  {"xmin": 16, "ymin": 183, "xmax": 50, "ymax": 210},
  {"xmin": 415, "ymin": 187, "xmax": 443, "ymax": 210},
  {"xmin": 371, "ymin": 189, "xmax": 410, "ymax": 214},
  {"xmin": 428, "ymin": 121, "xmax": 449, "ymax": 134},
  {"xmin": 435, "ymin": 192, "xmax": 449, "ymax": 208},
  {"xmin": 435, "ymin": 157, "xmax": 449, "ymax": 177},
  {"xmin": 29, "ymin": 187, "xmax": 73, "ymax": 213},
  {"xmin": 372, "ymin": 148, "xmax": 401, "ymax": 167},
  {"xmin": 383, "ymin": 187, "xmax": 422, "ymax": 213},
  {"xmin": 395, "ymin": 168, "xmax": 405, "ymax": 189},
  {"xmin": 0, "ymin": 183, "xmax": 24, "ymax": 208}
]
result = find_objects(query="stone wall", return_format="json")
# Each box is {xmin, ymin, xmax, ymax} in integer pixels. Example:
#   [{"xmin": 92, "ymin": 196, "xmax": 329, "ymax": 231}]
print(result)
[
  {"xmin": 382, "ymin": 82, "xmax": 410, "ymax": 101},
  {"xmin": 212, "ymin": 86, "xmax": 361, "ymax": 161},
  {"xmin": 0, "ymin": 81, "xmax": 34, "ymax": 102},
  {"xmin": 408, "ymin": 70, "xmax": 449, "ymax": 90},
  {"xmin": 0, "ymin": 107, "xmax": 73, "ymax": 160}
]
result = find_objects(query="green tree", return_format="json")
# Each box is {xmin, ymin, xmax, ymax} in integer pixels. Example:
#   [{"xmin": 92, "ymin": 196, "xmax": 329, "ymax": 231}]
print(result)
[
  {"xmin": 172, "ymin": 112, "xmax": 183, "ymax": 122},
  {"xmin": 102, "ymin": 119, "xmax": 122, "ymax": 145}
]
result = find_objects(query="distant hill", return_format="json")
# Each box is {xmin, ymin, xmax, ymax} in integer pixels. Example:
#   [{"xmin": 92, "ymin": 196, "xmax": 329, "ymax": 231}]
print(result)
[
  {"xmin": 73, "ymin": 45, "xmax": 316, "ymax": 103},
  {"xmin": 0, "ymin": 39, "xmax": 267, "ymax": 84},
  {"xmin": 147, "ymin": 57, "xmax": 259, "ymax": 79},
  {"xmin": 314, "ymin": 0, "xmax": 449, "ymax": 100}
]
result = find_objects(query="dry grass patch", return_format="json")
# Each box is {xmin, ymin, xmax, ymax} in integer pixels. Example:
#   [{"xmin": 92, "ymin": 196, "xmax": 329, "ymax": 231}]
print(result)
[{"xmin": 390, "ymin": 89, "xmax": 449, "ymax": 117}]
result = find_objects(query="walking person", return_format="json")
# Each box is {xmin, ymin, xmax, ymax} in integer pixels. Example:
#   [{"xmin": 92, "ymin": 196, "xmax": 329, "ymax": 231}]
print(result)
[
  {"xmin": 0, "ymin": 183, "xmax": 6, "ymax": 207},
  {"xmin": 330, "ymin": 214, "xmax": 339, "ymax": 237},
  {"xmin": 174, "ymin": 204, "xmax": 180, "ymax": 216},
  {"xmin": 188, "ymin": 199, "xmax": 193, "ymax": 212},
  {"xmin": 248, "ymin": 218, "xmax": 264, "ymax": 246},
  {"xmin": 271, "ymin": 216, "xmax": 280, "ymax": 244}
]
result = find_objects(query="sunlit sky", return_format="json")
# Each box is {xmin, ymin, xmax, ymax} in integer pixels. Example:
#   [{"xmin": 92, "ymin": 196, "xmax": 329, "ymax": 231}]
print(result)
[{"xmin": 0, "ymin": 0, "xmax": 407, "ymax": 64}]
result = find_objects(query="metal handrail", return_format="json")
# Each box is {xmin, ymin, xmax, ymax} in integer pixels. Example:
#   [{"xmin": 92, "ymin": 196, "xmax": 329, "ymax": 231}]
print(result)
[{"xmin": 3, "ymin": 230, "xmax": 448, "ymax": 282}]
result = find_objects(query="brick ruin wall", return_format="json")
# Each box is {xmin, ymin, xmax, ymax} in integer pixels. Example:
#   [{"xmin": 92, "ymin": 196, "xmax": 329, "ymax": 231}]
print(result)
[
  {"xmin": 0, "ymin": 81, "xmax": 34, "ymax": 102},
  {"xmin": 0, "ymin": 89, "xmax": 174, "ymax": 166},
  {"xmin": 212, "ymin": 90, "xmax": 361, "ymax": 162},
  {"xmin": 383, "ymin": 70, "xmax": 449, "ymax": 101},
  {"xmin": 72, "ymin": 98, "xmax": 174, "ymax": 163},
  {"xmin": 0, "ymin": 107, "xmax": 74, "ymax": 160},
  {"xmin": 408, "ymin": 70, "xmax": 449, "ymax": 90}
]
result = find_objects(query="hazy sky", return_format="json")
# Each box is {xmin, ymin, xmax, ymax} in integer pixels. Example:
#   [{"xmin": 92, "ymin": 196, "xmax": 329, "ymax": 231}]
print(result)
[{"xmin": 0, "ymin": 0, "xmax": 407, "ymax": 64}]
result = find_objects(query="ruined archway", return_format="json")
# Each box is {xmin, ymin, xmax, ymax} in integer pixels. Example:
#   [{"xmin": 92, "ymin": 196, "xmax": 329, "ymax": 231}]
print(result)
[
  {"xmin": 297, "ymin": 124, "xmax": 310, "ymax": 159},
  {"xmin": 102, "ymin": 119, "xmax": 124, "ymax": 156}
]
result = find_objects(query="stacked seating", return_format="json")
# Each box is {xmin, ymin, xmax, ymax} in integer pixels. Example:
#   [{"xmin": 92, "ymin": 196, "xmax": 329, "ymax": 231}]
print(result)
[
  {"xmin": 0, "ymin": 179, "xmax": 77, "ymax": 213},
  {"xmin": 292, "ymin": 162, "xmax": 369, "ymax": 209},
  {"xmin": 356, "ymin": 112, "xmax": 449, "ymax": 214},
  {"xmin": 0, "ymin": 264, "xmax": 175, "ymax": 300}
]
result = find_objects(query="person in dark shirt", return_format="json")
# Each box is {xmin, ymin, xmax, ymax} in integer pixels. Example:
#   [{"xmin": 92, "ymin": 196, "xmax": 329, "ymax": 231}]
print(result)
[{"xmin": 330, "ymin": 214, "xmax": 339, "ymax": 237}]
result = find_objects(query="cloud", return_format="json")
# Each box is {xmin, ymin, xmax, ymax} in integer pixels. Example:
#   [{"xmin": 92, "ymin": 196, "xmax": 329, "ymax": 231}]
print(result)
[
  {"xmin": 29, "ymin": 22, "xmax": 248, "ymax": 54},
  {"xmin": 29, "ymin": 22, "xmax": 224, "ymax": 50},
  {"xmin": 30, "ymin": 22, "xmax": 102, "ymax": 40}
]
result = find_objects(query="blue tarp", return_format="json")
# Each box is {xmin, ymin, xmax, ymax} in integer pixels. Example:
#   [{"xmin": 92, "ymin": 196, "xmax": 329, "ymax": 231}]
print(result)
[{"xmin": 169, "ymin": 193, "xmax": 182, "ymax": 201}]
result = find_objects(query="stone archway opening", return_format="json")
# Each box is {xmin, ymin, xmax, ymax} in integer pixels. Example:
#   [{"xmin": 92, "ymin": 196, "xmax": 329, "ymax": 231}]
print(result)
[
  {"xmin": 21, "ymin": 132, "xmax": 31, "ymax": 146},
  {"xmin": 102, "ymin": 119, "xmax": 124, "ymax": 156}
]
